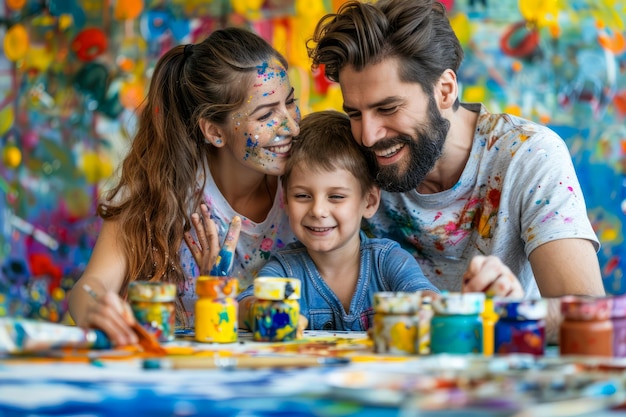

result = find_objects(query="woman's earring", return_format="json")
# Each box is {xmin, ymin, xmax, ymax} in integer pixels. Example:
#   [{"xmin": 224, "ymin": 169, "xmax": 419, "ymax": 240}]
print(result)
[{"xmin": 214, "ymin": 138, "xmax": 222, "ymax": 145}]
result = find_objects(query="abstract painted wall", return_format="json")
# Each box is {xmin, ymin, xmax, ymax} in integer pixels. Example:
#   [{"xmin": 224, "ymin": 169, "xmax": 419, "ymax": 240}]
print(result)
[{"xmin": 0, "ymin": 0, "xmax": 624, "ymax": 322}]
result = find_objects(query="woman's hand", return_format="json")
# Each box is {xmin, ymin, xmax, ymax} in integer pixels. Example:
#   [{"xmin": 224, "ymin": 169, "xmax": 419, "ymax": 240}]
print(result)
[
  {"xmin": 74, "ymin": 287, "xmax": 138, "ymax": 346},
  {"xmin": 462, "ymin": 255, "xmax": 524, "ymax": 298},
  {"xmin": 184, "ymin": 203, "xmax": 242, "ymax": 276}
]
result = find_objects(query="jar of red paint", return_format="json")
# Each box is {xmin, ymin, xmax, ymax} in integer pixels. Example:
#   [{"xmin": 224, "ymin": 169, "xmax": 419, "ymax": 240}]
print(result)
[{"xmin": 559, "ymin": 296, "xmax": 613, "ymax": 357}]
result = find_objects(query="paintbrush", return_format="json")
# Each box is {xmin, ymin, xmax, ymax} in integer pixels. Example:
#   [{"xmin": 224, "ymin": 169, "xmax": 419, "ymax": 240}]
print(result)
[
  {"xmin": 82, "ymin": 284, "xmax": 167, "ymax": 356},
  {"xmin": 143, "ymin": 355, "xmax": 351, "ymax": 370}
]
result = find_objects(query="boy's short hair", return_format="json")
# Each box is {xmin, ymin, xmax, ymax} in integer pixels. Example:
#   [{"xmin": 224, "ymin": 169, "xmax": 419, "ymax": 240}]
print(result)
[{"xmin": 283, "ymin": 110, "xmax": 375, "ymax": 195}]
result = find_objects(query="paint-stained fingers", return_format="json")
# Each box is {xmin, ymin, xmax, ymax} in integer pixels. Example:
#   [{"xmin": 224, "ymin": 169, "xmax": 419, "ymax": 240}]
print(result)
[
  {"xmin": 183, "ymin": 231, "xmax": 200, "ymax": 258},
  {"xmin": 209, "ymin": 216, "xmax": 241, "ymax": 276},
  {"xmin": 486, "ymin": 273, "xmax": 525, "ymax": 298},
  {"xmin": 461, "ymin": 255, "xmax": 489, "ymax": 292},
  {"xmin": 85, "ymin": 292, "xmax": 138, "ymax": 346},
  {"xmin": 222, "ymin": 216, "xmax": 241, "ymax": 253},
  {"xmin": 186, "ymin": 204, "xmax": 220, "ymax": 271},
  {"xmin": 462, "ymin": 255, "xmax": 522, "ymax": 297},
  {"xmin": 197, "ymin": 218, "xmax": 220, "ymax": 275},
  {"xmin": 199, "ymin": 204, "xmax": 220, "ymax": 256},
  {"xmin": 205, "ymin": 215, "xmax": 220, "ymax": 248},
  {"xmin": 190, "ymin": 212, "xmax": 209, "ymax": 250}
]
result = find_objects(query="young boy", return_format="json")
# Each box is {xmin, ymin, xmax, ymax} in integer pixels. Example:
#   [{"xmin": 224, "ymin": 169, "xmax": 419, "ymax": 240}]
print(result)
[{"xmin": 237, "ymin": 110, "xmax": 439, "ymax": 331}]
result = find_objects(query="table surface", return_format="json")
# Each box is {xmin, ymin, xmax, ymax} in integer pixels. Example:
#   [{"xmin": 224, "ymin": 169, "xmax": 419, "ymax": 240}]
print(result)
[{"xmin": 1, "ymin": 330, "xmax": 625, "ymax": 417}]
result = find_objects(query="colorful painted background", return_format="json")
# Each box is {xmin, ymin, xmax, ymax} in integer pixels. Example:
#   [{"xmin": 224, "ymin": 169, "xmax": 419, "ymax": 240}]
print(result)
[{"xmin": 0, "ymin": 0, "xmax": 625, "ymax": 322}]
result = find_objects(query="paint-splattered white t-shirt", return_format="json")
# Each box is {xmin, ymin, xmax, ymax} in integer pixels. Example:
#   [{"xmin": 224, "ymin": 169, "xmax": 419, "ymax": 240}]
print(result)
[
  {"xmin": 178, "ymin": 168, "xmax": 296, "ymax": 324},
  {"xmin": 362, "ymin": 103, "xmax": 599, "ymax": 299}
]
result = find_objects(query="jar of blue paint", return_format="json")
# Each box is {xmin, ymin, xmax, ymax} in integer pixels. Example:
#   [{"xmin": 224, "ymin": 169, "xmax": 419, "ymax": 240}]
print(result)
[
  {"xmin": 430, "ymin": 292, "xmax": 484, "ymax": 354},
  {"xmin": 251, "ymin": 277, "xmax": 301, "ymax": 342},
  {"xmin": 493, "ymin": 298, "xmax": 547, "ymax": 355}
]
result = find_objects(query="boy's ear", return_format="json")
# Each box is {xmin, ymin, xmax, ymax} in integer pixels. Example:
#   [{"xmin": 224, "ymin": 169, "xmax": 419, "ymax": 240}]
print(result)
[
  {"xmin": 199, "ymin": 118, "xmax": 225, "ymax": 147},
  {"xmin": 362, "ymin": 186, "xmax": 381, "ymax": 219}
]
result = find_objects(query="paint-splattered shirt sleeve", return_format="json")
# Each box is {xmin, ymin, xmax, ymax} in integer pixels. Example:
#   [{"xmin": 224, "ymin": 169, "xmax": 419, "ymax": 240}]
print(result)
[{"xmin": 506, "ymin": 120, "xmax": 599, "ymax": 257}]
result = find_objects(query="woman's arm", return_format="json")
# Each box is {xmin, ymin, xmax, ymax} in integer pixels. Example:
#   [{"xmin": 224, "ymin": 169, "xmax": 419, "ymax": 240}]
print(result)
[{"xmin": 68, "ymin": 219, "xmax": 138, "ymax": 346}]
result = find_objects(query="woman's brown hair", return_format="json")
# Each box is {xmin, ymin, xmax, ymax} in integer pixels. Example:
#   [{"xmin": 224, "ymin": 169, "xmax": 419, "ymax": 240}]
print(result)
[{"xmin": 98, "ymin": 28, "xmax": 288, "ymax": 307}]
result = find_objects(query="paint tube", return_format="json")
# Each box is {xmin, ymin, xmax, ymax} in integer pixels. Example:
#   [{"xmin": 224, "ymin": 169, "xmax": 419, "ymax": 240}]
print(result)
[{"xmin": 0, "ymin": 317, "xmax": 111, "ymax": 353}]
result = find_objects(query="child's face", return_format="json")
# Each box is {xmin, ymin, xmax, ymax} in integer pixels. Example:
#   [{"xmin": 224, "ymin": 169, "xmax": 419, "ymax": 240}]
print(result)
[
  {"xmin": 226, "ymin": 61, "xmax": 301, "ymax": 176},
  {"xmin": 285, "ymin": 165, "xmax": 379, "ymax": 255}
]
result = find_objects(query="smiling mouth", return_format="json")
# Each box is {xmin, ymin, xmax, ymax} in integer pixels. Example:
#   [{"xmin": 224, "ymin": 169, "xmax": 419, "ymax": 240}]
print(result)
[
  {"xmin": 306, "ymin": 226, "xmax": 334, "ymax": 232},
  {"xmin": 375, "ymin": 143, "xmax": 404, "ymax": 158},
  {"xmin": 267, "ymin": 142, "xmax": 292, "ymax": 154}
]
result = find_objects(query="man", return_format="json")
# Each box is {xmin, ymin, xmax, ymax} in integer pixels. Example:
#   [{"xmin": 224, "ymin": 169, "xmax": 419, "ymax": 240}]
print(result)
[{"xmin": 307, "ymin": 0, "xmax": 605, "ymax": 339}]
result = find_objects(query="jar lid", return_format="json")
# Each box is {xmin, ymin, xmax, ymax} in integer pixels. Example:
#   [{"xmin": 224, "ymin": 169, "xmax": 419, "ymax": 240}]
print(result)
[
  {"xmin": 196, "ymin": 276, "xmax": 238, "ymax": 298},
  {"xmin": 432, "ymin": 292, "xmax": 485, "ymax": 315},
  {"xmin": 374, "ymin": 291, "xmax": 422, "ymax": 314},
  {"xmin": 128, "ymin": 281, "xmax": 177, "ymax": 302},
  {"xmin": 560, "ymin": 296, "xmax": 612, "ymax": 321},
  {"xmin": 254, "ymin": 277, "xmax": 301, "ymax": 300},
  {"xmin": 493, "ymin": 298, "xmax": 547, "ymax": 320}
]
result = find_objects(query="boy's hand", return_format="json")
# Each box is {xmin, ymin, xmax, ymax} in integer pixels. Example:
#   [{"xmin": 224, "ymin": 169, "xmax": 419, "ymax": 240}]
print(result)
[{"xmin": 297, "ymin": 314, "xmax": 309, "ymax": 339}]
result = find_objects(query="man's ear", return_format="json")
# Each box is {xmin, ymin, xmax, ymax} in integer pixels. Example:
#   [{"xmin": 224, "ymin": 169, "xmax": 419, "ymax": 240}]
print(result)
[
  {"xmin": 363, "ymin": 186, "xmax": 381, "ymax": 219},
  {"xmin": 199, "ymin": 118, "xmax": 225, "ymax": 146},
  {"xmin": 436, "ymin": 69, "xmax": 458, "ymax": 111}
]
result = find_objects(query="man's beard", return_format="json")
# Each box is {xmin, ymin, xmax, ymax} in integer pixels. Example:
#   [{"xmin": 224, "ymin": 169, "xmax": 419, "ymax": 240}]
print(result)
[{"xmin": 362, "ymin": 98, "xmax": 450, "ymax": 193}]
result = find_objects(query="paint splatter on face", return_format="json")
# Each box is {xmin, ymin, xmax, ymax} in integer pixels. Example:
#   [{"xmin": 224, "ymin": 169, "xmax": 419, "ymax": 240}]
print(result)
[{"xmin": 227, "ymin": 61, "xmax": 301, "ymax": 176}]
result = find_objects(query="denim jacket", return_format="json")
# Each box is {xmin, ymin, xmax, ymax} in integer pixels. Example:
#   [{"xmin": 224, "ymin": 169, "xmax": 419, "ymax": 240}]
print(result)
[{"xmin": 238, "ymin": 231, "xmax": 438, "ymax": 331}]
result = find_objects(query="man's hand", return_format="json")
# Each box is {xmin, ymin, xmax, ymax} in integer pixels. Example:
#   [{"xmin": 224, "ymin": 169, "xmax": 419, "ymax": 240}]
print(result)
[{"xmin": 462, "ymin": 255, "xmax": 524, "ymax": 298}]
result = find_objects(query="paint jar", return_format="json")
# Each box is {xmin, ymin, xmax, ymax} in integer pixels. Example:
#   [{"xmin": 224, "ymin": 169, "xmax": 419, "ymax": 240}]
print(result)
[
  {"xmin": 611, "ymin": 295, "xmax": 626, "ymax": 358},
  {"xmin": 430, "ymin": 292, "xmax": 484, "ymax": 354},
  {"xmin": 128, "ymin": 281, "xmax": 177, "ymax": 342},
  {"xmin": 252, "ymin": 277, "xmax": 301, "ymax": 342},
  {"xmin": 195, "ymin": 276, "xmax": 238, "ymax": 343},
  {"xmin": 493, "ymin": 298, "xmax": 546, "ymax": 355},
  {"xmin": 418, "ymin": 295, "xmax": 434, "ymax": 355},
  {"xmin": 560, "ymin": 296, "xmax": 613, "ymax": 357},
  {"xmin": 372, "ymin": 291, "xmax": 421, "ymax": 355}
]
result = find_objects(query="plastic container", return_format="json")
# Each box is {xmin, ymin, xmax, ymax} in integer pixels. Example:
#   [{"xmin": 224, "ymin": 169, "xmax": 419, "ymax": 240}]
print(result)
[
  {"xmin": 372, "ymin": 291, "xmax": 421, "ymax": 355},
  {"xmin": 493, "ymin": 298, "xmax": 546, "ymax": 355},
  {"xmin": 251, "ymin": 277, "xmax": 301, "ymax": 342},
  {"xmin": 560, "ymin": 296, "xmax": 613, "ymax": 357},
  {"xmin": 430, "ymin": 292, "xmax": 484, "ymax": 354},
  {"xmin": 128, "ymin": 281, "xmax": 177, "ymax": 342},
  {"xmin": 195, "ymin": 276, "xmax": 238, "ymax": 343}
]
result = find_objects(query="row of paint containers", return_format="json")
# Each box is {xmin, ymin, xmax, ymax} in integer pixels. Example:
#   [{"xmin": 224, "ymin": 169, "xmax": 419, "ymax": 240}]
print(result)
[
  {"xmin": 127, "ymin": 277, "xmax": 302, "ymax": 343},
  {"xmin": 126, "ymin": 277, "xmax": 626, "ymax": 357},
  {"xmin": 373, "ymin": 291, "xmax": 626, "ymax": 357}
]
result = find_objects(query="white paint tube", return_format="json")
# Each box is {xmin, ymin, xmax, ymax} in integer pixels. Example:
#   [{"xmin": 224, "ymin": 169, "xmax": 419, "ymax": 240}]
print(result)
[{"xmin": 0, "ymin": 317, "xmax": 110, "ymax": 353}]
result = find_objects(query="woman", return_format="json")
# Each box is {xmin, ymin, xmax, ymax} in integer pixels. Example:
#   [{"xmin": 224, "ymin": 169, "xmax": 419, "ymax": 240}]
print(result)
[{"xmin": 69, "ymin": 27, "xmax": 300, "ymax": 346}]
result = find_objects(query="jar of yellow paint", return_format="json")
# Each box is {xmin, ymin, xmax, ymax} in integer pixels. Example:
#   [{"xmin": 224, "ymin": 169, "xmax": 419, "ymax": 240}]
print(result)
[
  {"xmin": 195, "ymin": 276, "xmax": 239, "ymax": 343},
  {"xmin": 373, "ymin": 291, "xmax": 422, "ymax": 355}
]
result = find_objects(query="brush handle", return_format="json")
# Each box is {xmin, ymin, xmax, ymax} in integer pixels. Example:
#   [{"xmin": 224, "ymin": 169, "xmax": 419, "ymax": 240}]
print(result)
[{"xmin": 144, "ymin": 355, "xmax": 350, "ymax": 370}]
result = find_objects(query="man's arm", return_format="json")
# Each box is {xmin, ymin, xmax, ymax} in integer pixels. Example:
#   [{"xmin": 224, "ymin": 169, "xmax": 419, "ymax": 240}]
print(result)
[
  {"xmin": 529, "ymin": 238, "xmax": 605, "ymax": 343},
  {"xmin": 529, "ymin": 238, "xmax": 604, "ymax": 297}
]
